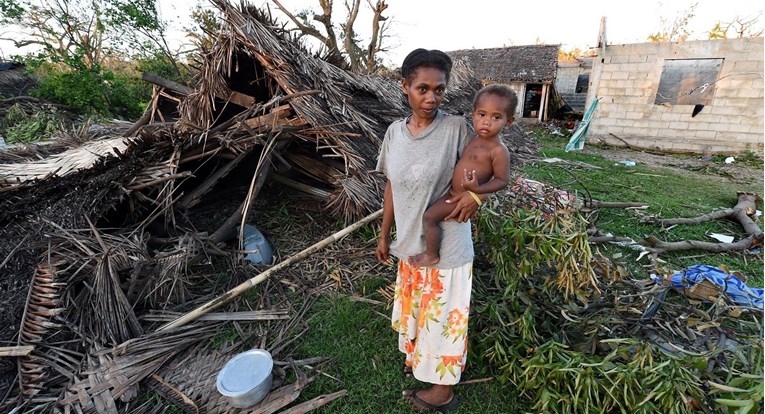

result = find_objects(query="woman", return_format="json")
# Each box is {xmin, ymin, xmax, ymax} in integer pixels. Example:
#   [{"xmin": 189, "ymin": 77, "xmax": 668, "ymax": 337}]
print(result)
[{"xmin": 375, "ymin": 48, "xmax": 482, "ymax": 413}]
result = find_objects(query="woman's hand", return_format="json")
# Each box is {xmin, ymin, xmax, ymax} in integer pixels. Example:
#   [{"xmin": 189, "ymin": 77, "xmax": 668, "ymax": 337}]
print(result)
[
  {"xmin": 444, "ymin": 191, "xmax": 482, "ymax": 222},
  {"xmin": 376, "ymin": 238, "xmax": 390, "ymax": 264}
]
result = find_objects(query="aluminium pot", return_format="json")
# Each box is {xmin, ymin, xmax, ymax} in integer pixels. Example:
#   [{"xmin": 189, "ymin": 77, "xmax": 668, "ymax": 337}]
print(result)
[{"xmin": 216, "ymin": 349, "xmax": 273, "ymax": 408}]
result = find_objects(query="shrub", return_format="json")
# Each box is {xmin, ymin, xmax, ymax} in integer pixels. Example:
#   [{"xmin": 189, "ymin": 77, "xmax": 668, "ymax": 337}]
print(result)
[
  {"xmin": 471, "ymin": 190, "xmax": 763, "ymax": 414},
  {"xmin": 4, "ymin": 106, "xmax": 66, "ymax": 144}
]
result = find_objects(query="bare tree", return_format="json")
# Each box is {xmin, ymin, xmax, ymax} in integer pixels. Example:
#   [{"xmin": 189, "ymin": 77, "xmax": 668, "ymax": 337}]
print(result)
[
  {"xmin": 0, "ymin": 0, "xmax": 183, "ymax": 76},
  {"xmin": 718, "ymin": 13, "xmax": 764, "ymax": 38},
  {"xmin": 269, "ymin": 0, "xmax": 391, "ymax": 73},
  {"xmin": 647, "ymin": 2, "xmax": 698, "ymax": 42},
  {"xmin": 0, "ymin": 0, "xmax": 107, "ymax": 69},
  {"xmin": 365, "ymin": 1, "xmax": 389, "ymax": 71}
]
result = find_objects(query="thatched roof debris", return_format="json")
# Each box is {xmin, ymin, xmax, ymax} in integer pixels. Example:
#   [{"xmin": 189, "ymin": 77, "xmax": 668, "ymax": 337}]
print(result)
[{"xmin": 0, "ymin": 2, "xmax": 541, "ymax": 413}]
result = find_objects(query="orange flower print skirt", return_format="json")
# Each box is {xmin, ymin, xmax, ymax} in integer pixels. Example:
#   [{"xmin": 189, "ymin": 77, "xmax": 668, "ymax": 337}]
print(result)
[{"xmin": 392, "ymin": 260, "xmax": 472, "ymax": 385}]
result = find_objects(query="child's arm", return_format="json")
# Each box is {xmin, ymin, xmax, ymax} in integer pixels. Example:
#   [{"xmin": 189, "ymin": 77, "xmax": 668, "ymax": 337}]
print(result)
[
  {"xmin": 376, "ymin": 179, "xmax": 394, "ymax": 264},
  {"xmin": 462, "ymin": 145, "xmax": 511, "ymax": 194}
]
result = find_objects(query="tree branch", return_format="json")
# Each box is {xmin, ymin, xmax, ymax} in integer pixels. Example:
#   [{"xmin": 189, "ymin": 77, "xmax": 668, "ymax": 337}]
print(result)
[
  {"xmin": 314, "ymin": 0, "xmax": 343, "ymax": 65},
  {"xmin": 270, "ymin": 0, "xmax": 327, "ymax": 42},
  {"xmin": 640, "ymin": 192, "xmax": 763, "ymax": 256},
  {"xmin": 641, "ymin": 234, "xmax": 757, "ymax": 254},
  {"xmin": 365, "ymin": 0, "xmax": 387, "ymax": 72},
  {"xmin": 343, "ymin": 0, "xmax": 361, "ymax": 71}
]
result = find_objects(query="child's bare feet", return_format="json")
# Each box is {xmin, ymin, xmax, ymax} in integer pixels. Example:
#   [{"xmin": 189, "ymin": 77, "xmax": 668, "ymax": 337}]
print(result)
[{"xmin": 408, "ymin": 252, "xmax": 440, "ymax": 267}]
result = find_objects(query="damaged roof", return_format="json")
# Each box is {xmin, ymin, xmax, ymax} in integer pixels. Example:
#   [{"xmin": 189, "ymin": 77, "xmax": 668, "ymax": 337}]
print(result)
[{"xmin": 447, "ymin": 45, "xmax": 560, "ymax": 84}]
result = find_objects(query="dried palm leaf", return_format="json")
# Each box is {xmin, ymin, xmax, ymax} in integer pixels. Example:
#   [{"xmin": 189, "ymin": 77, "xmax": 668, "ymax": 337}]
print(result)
[
  {"xmin": 149, "ymin": 344, "xmax": 233, "ymax": 413},
  {"xmin": 0, "ymin": 137, "xmax": 132, "ymax": 186},
  {"xmin": 135, "ymin": 234, "xmax": 204, "ymax": 309},
  {"xmin": 59, "ymin": 324, "xmax": 217, "ymax": 413},
  {"xmin": 17, "ymin": 262, "xmax": 66, "ymax": 399},
  {"xmin": 145, "ymin": 374, "xmax": 198, "ymax": 414},
  {"xmin": 326, "ymin": 173, "xmax": 385, "ymax": 223}
]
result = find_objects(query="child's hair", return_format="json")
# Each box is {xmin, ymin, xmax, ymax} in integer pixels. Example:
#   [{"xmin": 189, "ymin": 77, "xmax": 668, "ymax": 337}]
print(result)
[
  {"xmin": 401, "ymin": 49, "xmax": 453, "ymax": 83},
  {"xmin": 473, "ymin": 84, "xmax": 519, "ymax": 117}
]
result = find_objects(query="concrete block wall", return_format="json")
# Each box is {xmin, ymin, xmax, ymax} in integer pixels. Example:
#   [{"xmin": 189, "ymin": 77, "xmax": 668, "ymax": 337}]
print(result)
[
  {"xmin": 556, "ymin": 64, "xmax": 589, "ymax": 112},
  {"xmin": 587, "ymin": 37, "xmax": 763, "ymax": 154}
]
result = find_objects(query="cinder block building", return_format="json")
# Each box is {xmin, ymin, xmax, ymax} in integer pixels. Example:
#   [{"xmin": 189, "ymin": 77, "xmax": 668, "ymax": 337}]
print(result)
[{"xmin": 585, "ymin": 37, "xmax": 764, "ymax": 154}]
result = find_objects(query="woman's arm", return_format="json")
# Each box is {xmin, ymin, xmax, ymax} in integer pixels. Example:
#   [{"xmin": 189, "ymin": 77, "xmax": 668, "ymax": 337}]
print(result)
[{"xmin": 376, "ymin": 179, "xmax": 394, "ymax": 263}]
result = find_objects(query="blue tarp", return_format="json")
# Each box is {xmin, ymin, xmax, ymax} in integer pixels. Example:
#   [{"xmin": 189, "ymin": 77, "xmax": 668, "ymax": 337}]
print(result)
[
  {"xmin": 565, "ymin": 97, "xmax": 599, "ymax": 152},
  {"xmin": 664, "ymin": 264, "xmax": 764, "ymax": 309}
]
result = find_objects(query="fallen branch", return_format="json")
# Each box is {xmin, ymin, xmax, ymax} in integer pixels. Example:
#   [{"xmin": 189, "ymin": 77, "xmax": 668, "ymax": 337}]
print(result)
[
  {"xmin": 641, "ymin": 192, "xmax": 763, "ymax": 256},
  {"xmin": 141, "ymin": 72, "xmax": 193, "ymax": 96},
  {"xmin": 659, "ymin": 209, "xmax": 735, "ymax": 224},
  {"xmin": 660, "ymin": 192, "xmax": 762, "ymax": 238},
  {"xmin": 642, "ymin": 234, "xmax": 758, "ymax": 254},
  {"xmin": 140, "ymin": 310, "xmax": 289, "ymax": 322},
  {"xmin": 158, "ymin": 208, "xmax": 383, "ymax": 330}
]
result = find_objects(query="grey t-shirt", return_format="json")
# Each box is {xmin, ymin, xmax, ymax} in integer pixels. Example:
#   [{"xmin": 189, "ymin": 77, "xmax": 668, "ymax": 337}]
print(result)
[{"xmin": 376, "ymin": 110, "xmax": 474, "ymax": 269}]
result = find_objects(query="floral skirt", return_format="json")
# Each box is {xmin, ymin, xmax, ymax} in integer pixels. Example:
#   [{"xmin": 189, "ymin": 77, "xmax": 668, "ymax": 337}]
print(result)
[{"xmin": 391, "ymin": 260, "xmax": 473, "ymax": 385}]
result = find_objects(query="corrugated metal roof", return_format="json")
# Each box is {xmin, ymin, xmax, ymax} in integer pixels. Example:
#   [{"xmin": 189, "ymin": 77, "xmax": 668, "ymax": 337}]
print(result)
[{"xmin": 447, "ymin": 45, "xmax": 559, "ymax": 83}]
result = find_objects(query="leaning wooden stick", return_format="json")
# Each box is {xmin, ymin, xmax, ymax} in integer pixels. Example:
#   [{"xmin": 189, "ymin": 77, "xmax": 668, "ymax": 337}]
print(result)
[{"xmin": 158, "ymin": 208, "xmax": 383, "ymax": 331}]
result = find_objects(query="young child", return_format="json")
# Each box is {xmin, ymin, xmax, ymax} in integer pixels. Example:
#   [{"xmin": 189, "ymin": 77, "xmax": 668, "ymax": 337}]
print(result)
[{"xmin": 409, "ymin": 84, "xmax": 517, "ymax": 267}]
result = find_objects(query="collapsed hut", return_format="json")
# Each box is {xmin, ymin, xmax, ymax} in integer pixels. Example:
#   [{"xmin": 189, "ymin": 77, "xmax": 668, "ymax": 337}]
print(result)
[{"xmin": 0, "ymin": 2, "xmax": 506, "ymax": 412}]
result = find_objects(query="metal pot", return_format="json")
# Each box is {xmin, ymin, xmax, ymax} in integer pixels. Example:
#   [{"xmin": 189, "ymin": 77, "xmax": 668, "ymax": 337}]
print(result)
[{"xmin": 216, "ymin": 349, "xmax": 273, "ymax": 408}]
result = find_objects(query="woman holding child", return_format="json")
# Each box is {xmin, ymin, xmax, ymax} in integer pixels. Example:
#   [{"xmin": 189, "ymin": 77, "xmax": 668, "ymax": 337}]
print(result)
[{"xmin": 375, "ymin": 48, "xmax": 516, "ymax": 412}]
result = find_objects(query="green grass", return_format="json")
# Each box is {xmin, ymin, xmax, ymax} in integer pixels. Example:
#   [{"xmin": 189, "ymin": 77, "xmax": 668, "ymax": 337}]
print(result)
[
  {"xmin": 291, "ymin": 294, "xmax": 529, "ymax": 413},
  {"xmin": 521, "ymin": 131, "xmax": 763, "ymax": 285}
]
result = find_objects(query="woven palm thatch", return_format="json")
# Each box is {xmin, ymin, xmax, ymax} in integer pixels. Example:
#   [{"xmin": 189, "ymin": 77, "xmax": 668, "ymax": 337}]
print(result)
[
  {"xmin": 0, "ymin": 137, "xmax": 132, "ymax": 187},
  {"xmin": 58, "ymin": 324, "xmax": 217, "ymax": 413},
  {"xmin": 174, "ymin": 0, "xmax": 479, "ymax": 221}
]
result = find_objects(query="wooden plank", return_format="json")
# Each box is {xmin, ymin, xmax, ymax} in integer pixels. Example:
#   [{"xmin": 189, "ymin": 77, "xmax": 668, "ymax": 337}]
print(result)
[
  {"xmin": 0, "ymin": 345, "xmax": 34, "ymax": 357},
  {"xmin": 226, "ymin": 91, "xmax": 257, "ymax": 108},
  {"xmin": 141, "ymin": 72, "xmax": 193, "ymax": 95},
  {"xmin": 242, "ymin": 105, "xmax": 291, "ymax": 129},
  {"xmin": 177, "ymin": 150, "xmax": 252, "ymax": 210},
  {"xmin": 271, "ymin": 174, "xmax": 331, "ymax": 198},
  {"xmin": 287, "ymin": 153, "xmax": 342, "ymax": 183}
]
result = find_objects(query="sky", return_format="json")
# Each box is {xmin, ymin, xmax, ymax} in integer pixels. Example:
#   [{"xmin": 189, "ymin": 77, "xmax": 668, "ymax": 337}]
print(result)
[{"xmin": 2, "ymin": 0, "xmax": 764, "ymax": 65}]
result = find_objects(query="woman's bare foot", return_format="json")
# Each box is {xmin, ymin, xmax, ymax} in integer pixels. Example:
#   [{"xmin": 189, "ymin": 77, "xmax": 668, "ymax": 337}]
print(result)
[{"xmin": 408, "ymin": 252, "xmax": 440, "ymax": 267}]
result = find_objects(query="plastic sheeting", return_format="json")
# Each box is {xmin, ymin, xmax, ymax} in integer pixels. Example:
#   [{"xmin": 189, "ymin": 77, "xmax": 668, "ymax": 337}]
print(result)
[
  {"xmin": 565, "ymin": 97, "xmax": 599, "ymax": 152},
  {"xmin": 658, "ymin": 264, "xmax": 764, "ymax": 309}
]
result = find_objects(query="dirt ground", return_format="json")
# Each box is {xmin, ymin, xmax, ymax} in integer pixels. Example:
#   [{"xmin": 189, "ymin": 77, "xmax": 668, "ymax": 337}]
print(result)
[{"xmin": 573, "ymin": 143, "xmax": 764, "ymax": 191}]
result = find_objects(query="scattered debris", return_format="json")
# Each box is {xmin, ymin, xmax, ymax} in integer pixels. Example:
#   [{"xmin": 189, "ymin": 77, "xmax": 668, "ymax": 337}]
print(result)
[{"xmin": 654, "ymin": 264, "xmax": 763, "ymax": 309}]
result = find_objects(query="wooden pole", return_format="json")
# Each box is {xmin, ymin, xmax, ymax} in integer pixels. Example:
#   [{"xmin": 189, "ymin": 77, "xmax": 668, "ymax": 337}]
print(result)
[{"xmin": 158, "ymin": 208, "xmax": 383, "ymax": 331}]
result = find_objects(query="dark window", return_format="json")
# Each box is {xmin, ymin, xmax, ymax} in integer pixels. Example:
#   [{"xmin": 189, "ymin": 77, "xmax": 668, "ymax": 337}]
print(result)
[
  {"xmin": 575, "ymin": 74, "xmax": 589, "ymax": 93},
  {"xmin": 654, "ymin": 59, "xmax": 722, "ymax": 105}
]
